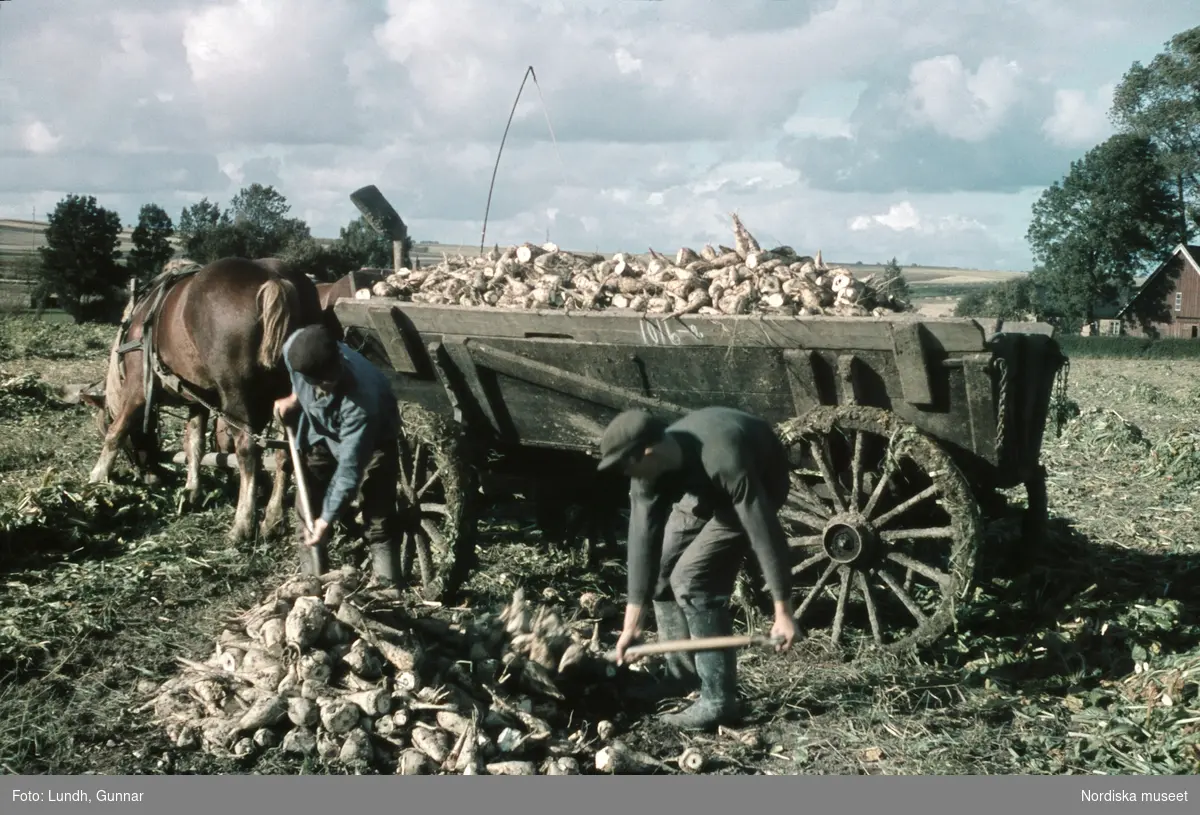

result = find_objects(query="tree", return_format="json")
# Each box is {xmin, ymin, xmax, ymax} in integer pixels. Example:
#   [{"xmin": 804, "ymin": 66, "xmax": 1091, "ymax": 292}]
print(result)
[
  {"xmin": 878, "ymin": 257, "xmax": 911, "ymax": 302},
  {"xmin": 277, "ymin": 238, "xmax": 361, "ymax": 283},
  {"xmin": 228, "ymin": 183, "xmax": 311, "ymax": 259},
  {"xmin": 338, "ymin": 216, "xmax": 395, "ymax": 269},
  {"xmin": 952, "ymin": 289, "xmax": 990, "ymax": 318},
  {"xmin": 177, "ymin": 197, "xmax": 236, "ymax": 263},
  {"xmin": 175, "ymin": 185, "xmax": 312, "ymax": 264},
  {"xmin": 952, "ymin": 277, "xmax": 1040, "ymax": 321},
  {"xmin": 1026, "ymin": 134, "xmax": 1177, "ymax": 330},
  {"xmin": 127, "ymin": 203, "xmax": 175, "ymax": 289},
  {"xmin": 35, "ymin": 194, "xmax": 124, "ymax": 323},
  {"xmin": 1110, "ymin": 25, "xmax": 1200, "ymax": 244}
]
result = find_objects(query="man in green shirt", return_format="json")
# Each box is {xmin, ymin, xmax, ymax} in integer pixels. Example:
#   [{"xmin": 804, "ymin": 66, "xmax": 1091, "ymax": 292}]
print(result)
[{"xmin": 597, "ymin": 406, "xmax": 797, "ymax": 731}]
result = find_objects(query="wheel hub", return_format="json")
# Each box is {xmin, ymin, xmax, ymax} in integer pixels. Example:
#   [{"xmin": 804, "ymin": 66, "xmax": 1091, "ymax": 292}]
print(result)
[{"xmin": 822, "ymin": 514, "xmax": 877, "ymax": 565}]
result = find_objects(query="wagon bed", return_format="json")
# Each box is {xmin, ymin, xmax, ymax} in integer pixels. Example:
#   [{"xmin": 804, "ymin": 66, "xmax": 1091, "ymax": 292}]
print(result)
[{"xmin": 328, "ymin": 289, "xmax": 1067, "ymax": 654}]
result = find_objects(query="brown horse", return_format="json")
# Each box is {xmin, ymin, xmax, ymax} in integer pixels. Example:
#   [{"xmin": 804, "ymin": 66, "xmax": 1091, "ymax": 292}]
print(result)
[{"xmin": 85, "ymin": 256, "xmax": 326, "ymax": 543}]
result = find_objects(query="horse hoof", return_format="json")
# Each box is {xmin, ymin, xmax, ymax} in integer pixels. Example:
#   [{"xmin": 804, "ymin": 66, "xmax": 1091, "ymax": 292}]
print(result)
[{"xmin": 226, "ymin": 525, "xmax": 253, "ymax": 545}]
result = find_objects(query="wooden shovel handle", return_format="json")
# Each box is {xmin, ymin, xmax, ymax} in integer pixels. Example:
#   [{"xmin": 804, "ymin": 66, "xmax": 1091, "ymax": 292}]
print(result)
[
  {"xmin": 279, "ymin": 415, "xmax": 316, "ymax": 534},
  {"xmin": 613, "ymin": 634, "xmax": 782, "ymax": 661}
]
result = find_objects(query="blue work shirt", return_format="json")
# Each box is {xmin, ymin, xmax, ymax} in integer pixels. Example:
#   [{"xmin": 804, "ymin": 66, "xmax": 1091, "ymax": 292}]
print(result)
[{"xmin": 282, "ymin": 330, "xmax": 400, "ymax": 525}]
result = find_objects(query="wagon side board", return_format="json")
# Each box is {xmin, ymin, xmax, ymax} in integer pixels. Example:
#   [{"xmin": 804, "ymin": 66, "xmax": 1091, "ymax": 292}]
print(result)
[{"xmin": 333, "ymin": 300, "xmax": 1012, "ymax": 475}]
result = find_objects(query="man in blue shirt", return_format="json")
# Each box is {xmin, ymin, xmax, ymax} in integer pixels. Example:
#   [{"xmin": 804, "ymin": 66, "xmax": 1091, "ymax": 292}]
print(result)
[{"xmin": 274, "ymin": 325, "xmax": 403, "ymax": 585}]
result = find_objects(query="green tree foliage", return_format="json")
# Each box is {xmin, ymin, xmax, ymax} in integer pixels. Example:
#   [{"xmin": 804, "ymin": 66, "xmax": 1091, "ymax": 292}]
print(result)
[
  {"xmin": 127, "ymin": 203, "xmax": 175, "ymax": 289},
  {"xmin": 339, "ymin": 216, "xmax": 395, "ymax": 269},
  {"xmin": 277, "ymin": 239, "xmax": 361, "ymax": 283},
  {"xmin": 953, "ymin": 277, "xmax": 1040, "ymax": 320},
  {"xmin": 1026, "ymin": 134, "xmax": 1178, "ymax": 330},
  {"xmin": 35, "ymin": 194, "xmax": 124, "ymax": 323},
  {"xmin": 175, "ymin": 184, "xmax": 311, "ymax": 264},
  {"xmin": 228, "ymin": 183, "xmax": 311, "ymax": 258},
  {"xmin": 278, "ymin": 215, "xmax": 417, "ymax": 283},
  {"xmin": 878, "ymin": 257, "xmax": 911, "ymax": 302},
  {"xmin": 1111, "ymin": 25, "xmax": 1200, "ymax": 244},
  {"xmin": 177, "ymin": 197, "xmax": 238, "ymax": 263}
]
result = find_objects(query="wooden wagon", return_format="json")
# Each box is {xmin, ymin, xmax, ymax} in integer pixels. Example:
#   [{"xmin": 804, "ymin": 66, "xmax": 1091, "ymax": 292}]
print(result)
[{"xmin": 323, "ymin": 267, "xmax": 1068, "ymax": 654}]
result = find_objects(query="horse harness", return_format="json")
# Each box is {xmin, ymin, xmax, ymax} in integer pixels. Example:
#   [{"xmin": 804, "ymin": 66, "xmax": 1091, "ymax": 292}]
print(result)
[{"xmin": 114, "ymin": 266, "xmax": 277, "ymax": 449}]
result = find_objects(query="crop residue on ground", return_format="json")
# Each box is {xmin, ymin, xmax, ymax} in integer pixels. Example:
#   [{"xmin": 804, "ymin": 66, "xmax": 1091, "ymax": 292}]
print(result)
[{"xmin": 0, "ymin": 317, "xmax": 1197, "ymax": 776}]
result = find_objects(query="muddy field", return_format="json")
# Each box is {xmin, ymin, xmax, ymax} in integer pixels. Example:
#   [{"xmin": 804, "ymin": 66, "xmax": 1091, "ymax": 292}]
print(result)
[{"xmin": 0, "ymin": 315, "xmax": 1197, "ymax": 776}]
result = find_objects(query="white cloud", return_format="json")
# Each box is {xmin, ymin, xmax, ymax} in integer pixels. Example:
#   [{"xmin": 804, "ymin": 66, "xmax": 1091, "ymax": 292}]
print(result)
[
  {"xmin": 614, "ymin": 48, "xmax": 642, "ymax": 75},
  {"xmin": 20, "ymin": 121, "xmax": 62, "ymax": 154},
  {"xmin": 906, "ymin": 55, "xmax": 1024, "ymax": 141},
  {"xmin": 0, "ymin": 0, "xmax": 1197, "ymax": 273},
  {"xmin": 850, "ymin": 201, "xmax": 985, "ymax": 235},
  {"xmin": 1041, "ymin": 85, "xmax": 1115, "ymax": 147},
  {"xmin": 852, "ymin": 201, "xmax": 923, "ymax": 232}
]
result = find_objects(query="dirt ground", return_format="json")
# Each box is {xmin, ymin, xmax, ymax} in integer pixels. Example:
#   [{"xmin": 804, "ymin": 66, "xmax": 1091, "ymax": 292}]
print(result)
[{"xmin": 0, "ymin": 316, "xmax": 1197, "ymax": 776}]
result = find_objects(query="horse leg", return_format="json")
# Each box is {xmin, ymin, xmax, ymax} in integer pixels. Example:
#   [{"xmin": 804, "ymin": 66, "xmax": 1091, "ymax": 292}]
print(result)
[
  {"xmin": 215, "ymin": 388, "xmax": 262, "ymax": 545},
  {"xmin": 183, "ymin": 404, "xmax": 210, "ymax": 508},
  {"xmin": 226, "ymin": 423, "xmax": 260, "ymax": 545},
  {"xmin": 89, "ymin": 399, "xmax": 142, "ymax": 484},
  {"xmin": 261, "ymin": 447, "xmax": 291, "ymax": 539},
  {"xmin": 136, "ymin": 406, "xmax": 173, "ymax": 487}
]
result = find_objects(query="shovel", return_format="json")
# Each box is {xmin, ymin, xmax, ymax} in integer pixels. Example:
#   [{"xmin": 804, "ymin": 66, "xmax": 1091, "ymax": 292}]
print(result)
[
  {"xmin": 608, "ymin": 634, "xmax": 785, "ymax": 663},
  {"xmin": 279, "ymin": 413, "xmax": 327, "ymax": 576}
]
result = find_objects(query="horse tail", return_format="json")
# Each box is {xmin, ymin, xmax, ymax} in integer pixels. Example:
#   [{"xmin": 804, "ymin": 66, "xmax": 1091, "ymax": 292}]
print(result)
[
  {"xmin": 256, "ymin": 275, "xmax": 299, "ymax": 368},
  {"xmin": 101, "ymin": 326, "xmax": 124, "ymax": 421},
  {"xmin": 101, "ymin": 286, "xmax": 141, "ymax": 420}
]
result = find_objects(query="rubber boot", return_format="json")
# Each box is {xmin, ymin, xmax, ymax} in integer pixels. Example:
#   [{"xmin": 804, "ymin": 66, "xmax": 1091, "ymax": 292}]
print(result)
[
  {"xmin": 369, "ymin": 540, "xmax": 402, "ymax": 586},
  {"xmin": 658, "ymin": 598, "xmax": 740, "ymax": 731},
  {"xmin": 653, "ymin": 600, "xmax": 699, "ymax": 693}
]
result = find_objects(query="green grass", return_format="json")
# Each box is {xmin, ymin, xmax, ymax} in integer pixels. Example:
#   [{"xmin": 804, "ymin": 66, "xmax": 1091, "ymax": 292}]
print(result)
[
  {"xmin": 1057, "ymin": 335, "xmax": 1200, "ymax": 360},
  {"xmin": 0, "ymin": 315, "xmax": 1197, "ymax": 776}
]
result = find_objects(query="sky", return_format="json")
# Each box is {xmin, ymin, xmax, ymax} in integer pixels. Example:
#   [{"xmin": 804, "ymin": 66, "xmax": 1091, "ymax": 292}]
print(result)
[{"xmin": 0, "ymin": 0, "xmax": 1195, "ymax": 272}]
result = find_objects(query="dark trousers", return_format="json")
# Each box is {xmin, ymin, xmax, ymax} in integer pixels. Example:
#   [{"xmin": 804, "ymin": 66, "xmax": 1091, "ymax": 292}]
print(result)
[
  {"xmin": 296, "ymin": 437, "xmax": 401, "ymax": 548},
  {"xmin": 653, "ymin": 494, "xmax": 748, "ymax": 609}
]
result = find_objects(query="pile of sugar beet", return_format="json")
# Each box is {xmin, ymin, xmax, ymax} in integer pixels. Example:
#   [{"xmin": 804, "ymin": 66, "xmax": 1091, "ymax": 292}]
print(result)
[
  {"xmin": 359, "ymin": 213, "xmax": 911, "ymax": 318},
  {"xmin": 140, "ymin": 567, "xmax": 759, "ymax": 775}
]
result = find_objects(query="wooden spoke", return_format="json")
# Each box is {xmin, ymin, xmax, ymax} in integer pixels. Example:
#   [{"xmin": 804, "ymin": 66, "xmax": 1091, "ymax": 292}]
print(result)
[
  {"xmin": 850, "ymin": 430, "xmax": 865, "ymax": 511},
  {"xmin": 780, "ymin": 507, "xmax": 827, "ymax": 533},
  {"xmin": 793, "ymin": 559, "xmax": 839, "ymax": 621},
  {"xmin": 886, "ymin": 551, "xmax": 951, "ymax": 589},
  {"xmin": 809, "ymin": 438, "xmax": 847, "ymax": 512},
  {"xmin": 416, "ymin": 465, "xmax": 442, "ymax": 501},
  {"xmin": 879, "ymin": 526, "xmax": 955, "ymax": 543},
  {"xmin": 788, "ymin": 534, "xmax": 823, "ymax": 550},
  {"xmin": 870, "ymin": 483, "xmax": 940, "ymax": 528},
  {"xmin": 789, "ymin": 476, "xmax": 833, "ymax": 517},
  {"xmin": 792, "ymin": 549, "xmax": 827, "ymax": 575},
  {"xmin": 876, "ymin": 567, "xmax": 929, "ymax": 626},
  {"xmin": 861, "ymin": 463, "xmax": 893, "ymax": 519},
  {"xmin": 855, "ymin": 570, "xmax": 883, "ymax": 645},
  {"xmin": 831, "ymin": 566, "xmax": 852, "ymax": 646}
]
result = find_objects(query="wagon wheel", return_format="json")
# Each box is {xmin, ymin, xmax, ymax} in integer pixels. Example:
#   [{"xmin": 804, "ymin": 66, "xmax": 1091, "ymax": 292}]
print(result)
[
  {"xmin": 394, "ymin": 402, "xmax": 480, "ymax": 603},
  {"xmin": 776, "ymin": 406, "xmax": 982, "ymax": 653}
]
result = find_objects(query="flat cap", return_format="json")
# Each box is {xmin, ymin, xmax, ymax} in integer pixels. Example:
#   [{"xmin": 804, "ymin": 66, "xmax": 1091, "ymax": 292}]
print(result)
[
  {"xmin": 286, "ymin": 325, "xmax": 340, "ymax": 378},
  {"xmin": 596, "ymin": 409, "xmax": 668, "ymax": 472}
]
